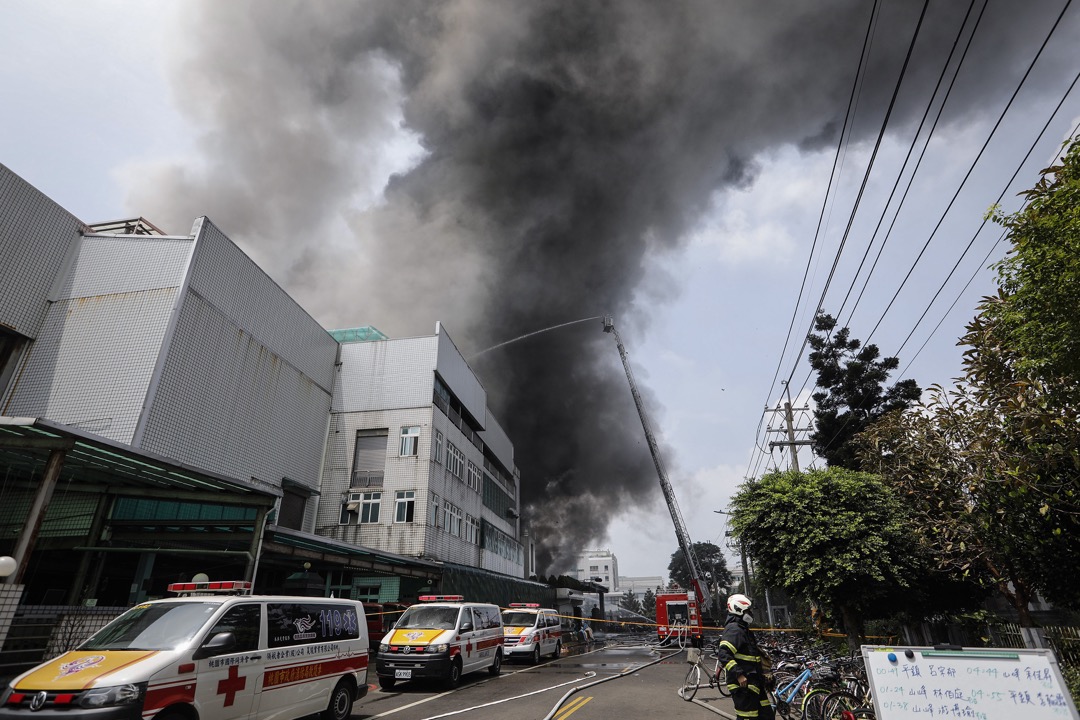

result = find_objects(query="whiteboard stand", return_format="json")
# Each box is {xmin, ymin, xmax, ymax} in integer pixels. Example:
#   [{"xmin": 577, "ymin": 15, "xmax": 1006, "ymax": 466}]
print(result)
[{"xmin": 862, "ymin": 644, "xmax": 1078, "ymax": 719}]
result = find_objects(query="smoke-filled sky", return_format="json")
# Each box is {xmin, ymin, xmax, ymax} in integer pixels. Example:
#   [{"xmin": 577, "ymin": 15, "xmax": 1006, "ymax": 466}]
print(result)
[{"xmin": 3, "ymin": 1, "xmax": 1080, "ymax": 578}]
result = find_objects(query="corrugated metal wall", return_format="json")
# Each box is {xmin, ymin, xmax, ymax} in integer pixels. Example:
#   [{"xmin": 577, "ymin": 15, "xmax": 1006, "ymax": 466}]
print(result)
[
  {"xmin": 138, "ymin": 219, "xmax": 337, "ymax": 517},
  {"xmin": 0, "ymin": 164, "xmax": 83, "ymax": 340},
  {"xmin": 3, "ymin": 235, "xmax": 191, "ymax": 442}
]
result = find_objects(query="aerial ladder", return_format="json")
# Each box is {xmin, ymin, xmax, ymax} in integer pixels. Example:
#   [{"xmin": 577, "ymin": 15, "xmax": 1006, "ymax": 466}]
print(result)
[{"xmin": 603, "ymin": 316, "xmax": 711, "ymax": 646}]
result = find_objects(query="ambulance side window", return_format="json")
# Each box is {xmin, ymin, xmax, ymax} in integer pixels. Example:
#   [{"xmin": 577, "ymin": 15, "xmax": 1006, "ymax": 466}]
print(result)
[{"xmin": 207, "ymin": 604, "xmax": 261, "ymax": 653}]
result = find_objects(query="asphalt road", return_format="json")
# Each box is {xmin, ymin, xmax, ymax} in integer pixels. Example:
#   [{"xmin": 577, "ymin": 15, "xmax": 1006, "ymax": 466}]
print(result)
[{"xmin": 353, "ymin": 638, "xmax": 739, "ymax": 720}]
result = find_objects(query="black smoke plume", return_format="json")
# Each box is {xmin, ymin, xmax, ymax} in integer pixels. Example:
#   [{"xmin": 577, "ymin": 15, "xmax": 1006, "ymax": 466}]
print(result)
[{"xmin": 128, "ymin": 0, "xmax": 1080, "ymax": 573}]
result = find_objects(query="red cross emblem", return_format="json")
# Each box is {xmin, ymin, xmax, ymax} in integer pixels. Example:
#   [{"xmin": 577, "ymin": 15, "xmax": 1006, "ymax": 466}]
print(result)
[
  {"xmin": 465, "ymin": 641, "xmax": 473, "ymax": 657},
  {"xmin": 217, "ymin": 665, "xmax": 246, "ymax": 707}
]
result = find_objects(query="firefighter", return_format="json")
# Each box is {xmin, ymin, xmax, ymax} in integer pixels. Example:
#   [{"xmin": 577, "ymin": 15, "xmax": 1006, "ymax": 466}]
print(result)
[{"xmin": 716, "ymin": 594, "xmax": 774, "ymax": 719}]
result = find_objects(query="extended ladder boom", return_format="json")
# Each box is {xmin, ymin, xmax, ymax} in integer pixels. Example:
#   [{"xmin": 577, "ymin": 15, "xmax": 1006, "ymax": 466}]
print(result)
[{"xmin": 602, "ymin": 316, "xmax": 711, "ymax": 613}]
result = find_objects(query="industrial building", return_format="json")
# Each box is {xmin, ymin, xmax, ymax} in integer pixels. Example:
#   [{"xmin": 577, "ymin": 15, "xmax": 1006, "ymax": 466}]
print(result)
[{"xmin": 0, "ymin": 163, "xmax": 541, "ymax": 660}]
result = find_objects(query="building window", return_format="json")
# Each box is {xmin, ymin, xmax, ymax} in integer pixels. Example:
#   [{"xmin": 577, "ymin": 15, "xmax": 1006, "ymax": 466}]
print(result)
[
  {"xmin": 445, "ymin": 501, "xmax": 462, "ymax": 537},
  {"xmin": 400, "ymin": 426, "xmax": 420, "ymax": 456},
  {"xmin": 395, "ymin": 491, "xmax": 416, "ymax": 523},
  {"xmin": 339, "ymin": 492, "xmax": 361, "ymax": 525},
  {"xmin": 433, "ymin": 430, "xmax": 443, "ymax": 463},
  {"xmin": 467, "ymin": 461, "xmax": 482, "ymax": 492},
  {"xmin": 360, "ymin": 492, "xmax": 381, "ymax": 523},
  {"xmin": 446, "ymin": 443, "xmax": 465, "ymax": 479},
  {"xmin": 430, "ymin": 493, "xmax": 441, "ymax": 526},
  {"xmin": 589, "ymin": 565, "xmax": 599, "ymax": 572},
  {"xmin": 464, "ymin": 514, "xmax": 479, "ymax": 544}
]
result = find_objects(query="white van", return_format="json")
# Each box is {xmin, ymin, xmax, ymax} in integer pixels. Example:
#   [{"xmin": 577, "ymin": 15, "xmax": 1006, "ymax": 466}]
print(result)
[
  {"xmin": 0, "ymin": 581, "xmax": 369, "ymax": 720},
  {"xmin": 500, "ymin": 604, "xmax": 562, "ymax": 664},
  {"xmin": 375, "ymin": 595, "xmax": 502, "ymax": 690}
]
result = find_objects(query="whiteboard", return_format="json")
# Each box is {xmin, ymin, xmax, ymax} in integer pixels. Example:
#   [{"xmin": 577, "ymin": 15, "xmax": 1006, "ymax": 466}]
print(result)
[{"xmin": 863, "ymin": 645, "xmax": 1078, "ymax": 720}]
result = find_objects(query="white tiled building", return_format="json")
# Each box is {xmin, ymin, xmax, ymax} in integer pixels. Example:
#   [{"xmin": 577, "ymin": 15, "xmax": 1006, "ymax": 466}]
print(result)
[
  {"xmin": 570, "ymin": 549, "xmax": 619, "ymax": 590},
  {"xmin": 314, "ymin": 324, "xmax": 524, "ymax": 581}
]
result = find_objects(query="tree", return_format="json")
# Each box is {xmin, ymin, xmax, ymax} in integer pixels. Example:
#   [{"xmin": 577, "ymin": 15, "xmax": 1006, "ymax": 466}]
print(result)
[
  {"xmin": 729, "ymin": 468, "xmax": 926, "ymax": 651},
  {"xmin": 983, "ymin": 137, "xmax": 1080, "ymax": 385},
  {"xmin": 807, "ymin": 313, "xmax": 921, "ymax": 469},
  {"xmin": 641, "ymin": 588, "xmax": 657, "ymax": 621},
  {"xmin": 668, "ymin": 541, "xmax": 732, "ymax": 618},
  {"xmin": 854, "ymin": 137, "xmax": 1080, "ymax": 622},
  {"xmin": 619, "ymin": 589, "xmax": 643, "ymax": 617}
]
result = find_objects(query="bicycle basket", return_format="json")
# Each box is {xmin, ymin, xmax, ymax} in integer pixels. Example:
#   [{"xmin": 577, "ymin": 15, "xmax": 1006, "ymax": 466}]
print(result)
[
  {"xmin": 686, "ymin": 647, "xmax": 702, "ymax": 664},
  {"xmin": 811, "ymin": 665, "xmax": 839, "ymax": 683}
]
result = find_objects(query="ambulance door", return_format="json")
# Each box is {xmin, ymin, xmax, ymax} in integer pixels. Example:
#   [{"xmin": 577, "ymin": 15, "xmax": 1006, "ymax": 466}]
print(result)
[
  {"xmin": 542, "ymin": 612, "xmax": 558, "ymax": 655},
  {"xmin": 457, "ymin": 608, "xmax": 482, "ymax": 674},
  {"xmin": 194, "ymin": 603, "xmax": 263, "ymax": 720}
]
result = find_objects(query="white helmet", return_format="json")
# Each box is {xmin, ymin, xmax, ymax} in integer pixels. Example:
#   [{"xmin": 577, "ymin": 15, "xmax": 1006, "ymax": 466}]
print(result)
[{"xmin": 727, "ymin": 593, "xmax": 752, "ymax": 616}]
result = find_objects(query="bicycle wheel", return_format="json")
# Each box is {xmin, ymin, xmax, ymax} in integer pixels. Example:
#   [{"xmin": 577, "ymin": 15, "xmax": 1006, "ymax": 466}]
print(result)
[
  {"xmin": 800, "ymin": 688, "xmax": 831, "ymax": 720},
  {"xmin": 820, "ymin": 690, "xmax": 860, "ymax": 720},
  {"xmin": 680, "ymin": 664, "xmax": 702, "ymax": 701}
]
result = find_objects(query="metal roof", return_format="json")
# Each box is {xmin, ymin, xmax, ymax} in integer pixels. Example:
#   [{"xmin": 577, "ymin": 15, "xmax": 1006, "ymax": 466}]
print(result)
[
  {"xmin": 0, "ymin": 416, "xmax": 280, "ymax": 505},
  {"xmin": 263, "ymin": 525, "xmax": 443, "ymax": 581}
]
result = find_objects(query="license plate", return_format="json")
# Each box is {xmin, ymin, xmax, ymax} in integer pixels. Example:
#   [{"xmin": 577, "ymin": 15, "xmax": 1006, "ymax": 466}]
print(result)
[{"xmin": 395, "ymin": 670, "xmax": 412, "ymax": 679}]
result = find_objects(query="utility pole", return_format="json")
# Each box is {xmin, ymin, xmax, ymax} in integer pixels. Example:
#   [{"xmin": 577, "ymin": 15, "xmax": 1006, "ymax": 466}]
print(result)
[{"xmin": 767, "ymin": 381, "xmax": 812, "ymax": 472}]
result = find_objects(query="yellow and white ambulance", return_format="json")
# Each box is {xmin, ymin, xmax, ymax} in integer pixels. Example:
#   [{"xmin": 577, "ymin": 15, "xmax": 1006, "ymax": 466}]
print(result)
[
  {"xmin": 500, "ymin": 604, "xmax": 562, "ymax": 664},
  {"xmin": 374, "ymin": 595, "xmax": 502, "ymax": 690},
  {"xmin": 0, "ymin": 581, "xmax": 369, "ymax": 720}
]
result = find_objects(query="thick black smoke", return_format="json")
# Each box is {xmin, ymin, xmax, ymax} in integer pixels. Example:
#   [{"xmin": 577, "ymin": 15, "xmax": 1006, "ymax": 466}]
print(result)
[{"xmin": 128, "ymin": 0, "xmax": 1080, "ymax": 573}]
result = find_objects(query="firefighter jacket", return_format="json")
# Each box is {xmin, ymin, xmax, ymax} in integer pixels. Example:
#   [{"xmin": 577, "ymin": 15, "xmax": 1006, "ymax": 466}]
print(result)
[{"xmin": 716, "ymin": 614, "xmax": 766, "ymax": 683}]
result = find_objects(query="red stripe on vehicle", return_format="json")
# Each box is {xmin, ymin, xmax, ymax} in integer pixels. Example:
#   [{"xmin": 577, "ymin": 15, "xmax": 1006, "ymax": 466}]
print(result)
[
  {"xmin": 263, "ymin": 657, "xmax": 368, "ymax": 689},
  {"xmin": 144, "ymin": 681, "xmax": 196, "ymax": 711}
]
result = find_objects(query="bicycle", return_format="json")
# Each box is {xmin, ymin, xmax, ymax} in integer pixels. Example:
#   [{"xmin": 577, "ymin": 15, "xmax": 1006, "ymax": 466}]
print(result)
[{"xmin": 679, "ymin": 644, "xmax": 731, "ymax": 701}]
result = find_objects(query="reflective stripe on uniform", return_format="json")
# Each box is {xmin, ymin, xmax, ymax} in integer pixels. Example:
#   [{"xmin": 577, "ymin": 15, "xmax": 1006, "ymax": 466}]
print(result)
[
  {"xmin": 735, "ymin": 710, "xmax": 758, "ymax": 718},
  {"xmin": 734, "ymin": 652, "xmax": 760, "ymax": 662},
  {"xmin": 725, "ymin": 659, "xmax": 738, "ymax": 671},
  {"xmin": 760, "ymin": 698, "xmax": 773, "ymax": 707},
  {"xmin": 747, "ymin": 684, "xmax": 761, "ymax": 694},
  {"xmin": 720, "ymin": 641, "xmax": 739, "ymax": 653}
]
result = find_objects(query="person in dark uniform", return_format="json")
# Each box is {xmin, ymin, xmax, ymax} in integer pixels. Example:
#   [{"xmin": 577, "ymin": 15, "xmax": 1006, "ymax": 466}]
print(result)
[{"xmin": 716, "ymin": 594, "xmax": 774, "ymax": 720}]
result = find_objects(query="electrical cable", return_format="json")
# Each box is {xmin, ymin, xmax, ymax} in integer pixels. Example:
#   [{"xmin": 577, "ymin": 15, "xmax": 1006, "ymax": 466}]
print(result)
[
  {"xmin": 744, "ymin": 0, "xmax": 883, "ymax": 482},
  {"xmin": 861, "ymin": 0, "xmax": 1075, "ymax": 346},
  {"xmin": 834, "ymin": 0, "xmax": 982, "ymax": 323}
]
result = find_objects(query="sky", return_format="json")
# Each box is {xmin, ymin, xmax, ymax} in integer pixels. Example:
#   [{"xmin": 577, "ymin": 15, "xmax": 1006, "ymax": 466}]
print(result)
[{"xmin": 2, "ymin": 1, "xmax": 1080, "ymax": 585}]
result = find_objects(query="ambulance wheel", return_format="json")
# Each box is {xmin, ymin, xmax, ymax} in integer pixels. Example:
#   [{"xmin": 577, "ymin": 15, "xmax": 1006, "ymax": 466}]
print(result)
[
  {"xmin": 488, "ymin": 650, "xmax": 502, "ymax": 676},
  {"xmin": 322, "ymin": 679, "xmax": 354, "ymax": 720},
  {"xmin": 378, "ymin": 677, "xmax": 396, "ymax": 690},
  {"xmin": 552, "ymin": 640, "xmax": 562, "ymax": 659},
  {"xmin": 445, "ymin": 658, "xmax": 463, "ymax": 689},
  {"xmin": 531, "ymin": 646, "xmax": 541, "ymax": 665}
]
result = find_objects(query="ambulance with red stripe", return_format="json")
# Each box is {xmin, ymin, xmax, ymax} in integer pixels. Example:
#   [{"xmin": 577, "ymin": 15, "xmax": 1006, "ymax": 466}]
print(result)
[
  {"xmin": 500, "ymin": 604, "xmax": 562, "ymax": 664},
  {"xmin": 0, "ymin": 581, "xmax": 369, "ymax": 720},
  {"xmin": 374, "ymin": 596, "xmax": 502, "ymax": 690}
]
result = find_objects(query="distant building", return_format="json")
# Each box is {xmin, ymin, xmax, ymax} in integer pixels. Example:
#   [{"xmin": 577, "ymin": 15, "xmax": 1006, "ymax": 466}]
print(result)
[
  {"xmin": 570, "ymin": 549, "xmax": 619, "ymax": 590},
  {"xmin": 617, "ymin": 575, "xmax": 665, "ymax": 600}
]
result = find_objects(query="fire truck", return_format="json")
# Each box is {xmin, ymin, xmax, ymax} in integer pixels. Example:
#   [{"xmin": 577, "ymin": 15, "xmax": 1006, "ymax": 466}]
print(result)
[{"xmin": 604, "ymin": 317, "xmax": 710, "ymax": 646}]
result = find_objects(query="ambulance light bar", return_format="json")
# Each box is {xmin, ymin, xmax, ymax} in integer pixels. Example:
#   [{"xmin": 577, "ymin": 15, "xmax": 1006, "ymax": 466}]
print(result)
[
  {"xmin": 418, "ymin": 595, "xmax": 464, "ymax": 602},
  {"xmin": 167, "ymin": 580, "xmax": 253, "ymax": 595},
  {"xmin": 509, "ymin": 603, "xmax": 540, "ymax": 608}
]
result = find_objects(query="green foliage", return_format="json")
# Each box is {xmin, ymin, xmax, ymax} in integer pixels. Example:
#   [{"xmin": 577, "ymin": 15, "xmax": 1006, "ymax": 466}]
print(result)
[
  {"xmin": 668, "ymin": 541, "xmax": 732, "ymax": 618},
  {"xmin": 641, "ymin": 588, "xmax": 657, "ymax": 621},
  {"xmin": 1063, "ymin": 665, "xmax": 1080, "ymax": 707},
  {"xmin": 729, "ymin": 468, "xmax": 927, "ymax": 648},
  {"xmin": 619, "ymin": 589, "xmax": 643, "ymax": 617},
  {"xmin": 807, "ymin": 313, "xmax": 921, "ymax": 469},
  {"xmin": 984, "ymin": 137, "xmax": 1080, "ymax": 383}
]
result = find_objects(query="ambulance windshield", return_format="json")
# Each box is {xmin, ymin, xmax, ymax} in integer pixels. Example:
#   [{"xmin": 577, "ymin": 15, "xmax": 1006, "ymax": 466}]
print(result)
[
  {"xmin": 395, "ymin": 606, "xmax": 459, "ymax": 630},
  {"xmin": 81, "ymin": 602, "xmax": 219, "ymax": 651},
  {"xmin": 500, "ymin": 612, "xmax": 538, "ymax": 627}
]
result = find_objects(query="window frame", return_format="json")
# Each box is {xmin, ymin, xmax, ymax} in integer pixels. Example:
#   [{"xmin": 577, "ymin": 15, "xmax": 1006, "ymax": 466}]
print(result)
[
  {"xmin": 360, "ymin": 492, "xmax": 381, "ymax": 524},
  {"xmin": 394, "ymin": 490, "xmax": 416, "ymax": 523},
  {"xmin": 399, "ymin": 426, "xmax": 421, "ymax": 457}
]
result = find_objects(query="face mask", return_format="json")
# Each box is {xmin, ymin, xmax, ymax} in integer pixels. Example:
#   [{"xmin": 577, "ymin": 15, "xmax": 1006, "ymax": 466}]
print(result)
[{"xmin": 742, "ymin": 612, "xmax": 754, "ymax": 625}]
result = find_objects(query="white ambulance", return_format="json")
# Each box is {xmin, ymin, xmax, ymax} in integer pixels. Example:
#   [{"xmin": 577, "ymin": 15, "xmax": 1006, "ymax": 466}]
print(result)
[
  {"xmin": 0, "ymin": 581, "xmax": 369, "ymax": 720},
  {"xmin": 500, "ymin": 604, "xmax": 562, "ymax": 664},
  {"xmin": 374, "ymin": 595, "xmax": 502, "ymax": 690}
]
